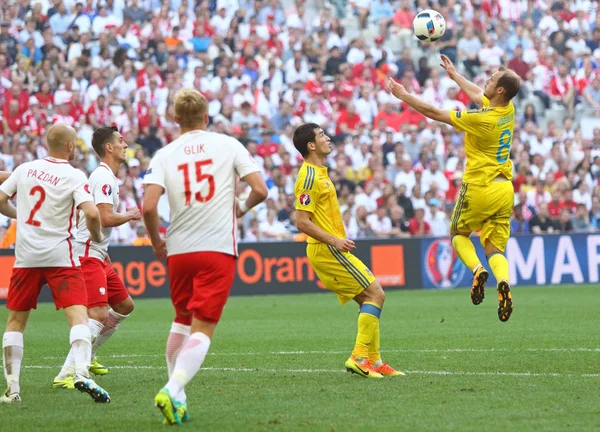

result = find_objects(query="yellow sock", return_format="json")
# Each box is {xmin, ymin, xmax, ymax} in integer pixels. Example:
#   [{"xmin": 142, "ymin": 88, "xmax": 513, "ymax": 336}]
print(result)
[
  {"xmin": 368, "ymin": 320, "xmax": 381, "ymax": 365},
  {"xmin": 452, "ymin": 235, "xmax": 481, "ymax": 273},
  {"xmin": 488, "ymin": 253, "xmax": 509, "ymax": 283},
  {"xmin": 352, "ymin": 302, "xmax": 381, "ymax": 360}
]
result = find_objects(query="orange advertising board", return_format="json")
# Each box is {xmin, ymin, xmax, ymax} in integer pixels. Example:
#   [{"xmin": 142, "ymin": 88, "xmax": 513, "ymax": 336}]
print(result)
[
  {"xmin": 0, "ymin": 255, "xmax": 16, "ymax": 299},
  {"xmin": 370, "ymin": 245, "xmax": 405, "ymax": 286}
]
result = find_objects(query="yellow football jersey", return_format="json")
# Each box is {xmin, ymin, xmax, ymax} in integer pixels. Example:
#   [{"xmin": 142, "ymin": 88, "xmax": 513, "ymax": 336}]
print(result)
[
  {"xmin": 294, "ymin": 162, "xmax": 345, "ymax": 244},
  {"xmin": 450, "ymin": 95, "xmax": 515, "ymax": 186}
]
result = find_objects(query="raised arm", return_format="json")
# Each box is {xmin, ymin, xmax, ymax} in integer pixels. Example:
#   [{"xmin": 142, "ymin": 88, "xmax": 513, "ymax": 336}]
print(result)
[
  {"xmin": 440, "ymin": 55, "xmax": 484, "ymax": 106},
  {"xmin": 388, "ymin": 78, "xmax": 453, "ymax": 125}
]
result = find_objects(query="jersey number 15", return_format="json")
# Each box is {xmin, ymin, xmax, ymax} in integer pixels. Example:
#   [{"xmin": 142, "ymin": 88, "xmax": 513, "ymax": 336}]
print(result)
[
  {"xmin": 177, "ymin": 159, "xmax": 215, "ymax": 206},
  {"xmin": 496, "ymin": 129, "xmax": 512, "ymax": 163}
]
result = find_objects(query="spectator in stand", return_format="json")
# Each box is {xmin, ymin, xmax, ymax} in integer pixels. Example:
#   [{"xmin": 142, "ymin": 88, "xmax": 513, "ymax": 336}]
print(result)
[
  {"xmin": 511, "ymin": 204, "xmax": 530, "ymax": 234},
  {"xmin": 556, "ymin": 207, "xmax": 574, "ymax": 233},
  {"xmin": 582, "ymin": 75, "xmax": 600, "ymax": 115},
  {"xmin": 366, "ymin": 205, "xmax": 392, "ymax": 238},
  {"xmin": 530, "ymin": 202, "xmax": 557, "ymax": 234},
  {"xmin": 259, "ymin": 209, "xmax": 291, "ymax": 241},
  {"xmin": 408, "ymin": 206, "xmax": 431, "ymax": 236},
  {"xmin": 456, "ymin": 25, "xmax": 481, "ymax": 78},
  {"xmin": 427, "ymin": 199, "xmax": 449, "ymax": 237},
  {"xmin": 132, "ymin": 225, "xmax": 152, "ymax": 246},
  {"xmin": 572, "ymin": 203, "xmax": 591, "ymax": 233}
]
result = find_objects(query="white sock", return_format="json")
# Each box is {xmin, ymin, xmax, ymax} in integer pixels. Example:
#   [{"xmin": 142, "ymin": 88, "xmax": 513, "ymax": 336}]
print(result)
[
  {"xmin": 164, "ymin": 332, "xmax": 210, "ymax": 398},
  {"xmin": 56, "ymin": 350, "xmax": 75, "ymax": 380},
  {"xmin": 92, "ymin": 310, "xmax": 129, "ymax": 359},
  {"xmin": 57, "ymin": 318, "xmax": 103, "ymax": 380},
  {"xmin": 166, "ymin": 322, "xmax": 191, "ymax": 403},
  {"xmin": 2, "ymin": 332, "xmax": 23, "ymax": 394},
  {"xmin": 70, "ymin": 324, "xmax": 92, "ymax": 377},
  {"xmin": 88, "ymin": 318, "xmax": 104, "ymax": 361}
]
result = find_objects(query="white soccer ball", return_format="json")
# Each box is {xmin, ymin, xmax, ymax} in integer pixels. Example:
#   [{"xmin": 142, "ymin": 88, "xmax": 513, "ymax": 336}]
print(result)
[{"xmin": 412, "ymin": 9, "xmax": 446, "ymax": 43}]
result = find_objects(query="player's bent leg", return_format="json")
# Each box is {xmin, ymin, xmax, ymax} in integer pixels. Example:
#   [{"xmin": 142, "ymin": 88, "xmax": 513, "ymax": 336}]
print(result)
[
  {"xmin": 88, "ymin": 298, "xmax": 134, "ymax": 375},
  {"xmin": 451, "ymin": 230, "xmax": 488, "ymax": 305},
  {"xmin": 484, "ymin": 240, "xmax": 513, "ymax": 322},
  {"xmin": 1, "ymin": 310, "xmax": 29, "ymax": 403},
  {"xmin": 352, "ymin": 282, "xmax": 404, "ymax": 377},
  {"xmin": 63, "ymin": 305, "xmax": 110, "ymax": 403}
]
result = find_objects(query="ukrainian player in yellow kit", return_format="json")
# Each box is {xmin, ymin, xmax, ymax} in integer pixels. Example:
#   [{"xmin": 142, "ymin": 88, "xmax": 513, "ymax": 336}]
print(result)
[
  {"xmin": 293, "ymin": 123, "xmax": 403, "ymax": 378},
  {"xmin": 388, "ymin": 55, "xmax": 521, "ymax": 322}
]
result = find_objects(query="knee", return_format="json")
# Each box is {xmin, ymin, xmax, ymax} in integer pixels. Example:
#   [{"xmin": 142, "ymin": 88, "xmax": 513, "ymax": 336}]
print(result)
[
  {"xmin": 88, "ymin": 306, "xmax": 109, "ymax": 324},
  {"xmin": 369, "ymin": 281, "xmax": 386, "ymax": 307},
  {"xmin": 484, "ymin": 239, "xmax": 502, "ymax": 257},
  {"xmin": 113, "ymin": 297, "xmax": 135, "ymax": 316},
  {"xmin": 175, "ymin": 309, "xmax": 193, "ymax": 326}
]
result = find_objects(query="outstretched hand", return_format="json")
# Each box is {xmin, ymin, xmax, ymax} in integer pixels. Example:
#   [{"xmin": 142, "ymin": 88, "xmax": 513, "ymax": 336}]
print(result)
[
  {"xmin": 387, "ymin": 77, "xmax": 408, "ymax": 100},
  {"xmin": 440, "ymin": 54, "xmax": 457, "ymax": 78}
]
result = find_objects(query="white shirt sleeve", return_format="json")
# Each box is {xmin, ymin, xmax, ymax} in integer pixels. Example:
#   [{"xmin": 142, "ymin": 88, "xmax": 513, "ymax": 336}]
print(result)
[
  {"xmin": 0, "ymin": 166, "xmax": 21, "ymax": 198},
  {"xmin": 233, "ymin": 140, "xmax": 260, "ymax": 179},
  {"xmin": 93, "ymin": 170, "xmax": 116, "ymax": 205},
  {"xmin": 72, "ymin": 170, "xmax": 94, "ymax": 208},
  {"xmin": 143, "ymin": 154, "xmax": 166, "ymax": 189}
]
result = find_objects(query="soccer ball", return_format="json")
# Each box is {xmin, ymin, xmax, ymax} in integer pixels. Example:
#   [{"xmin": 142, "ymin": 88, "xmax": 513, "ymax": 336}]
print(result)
[{"xmin": 412, "ymin": 9, "xmax": 446, "ymax": 43}]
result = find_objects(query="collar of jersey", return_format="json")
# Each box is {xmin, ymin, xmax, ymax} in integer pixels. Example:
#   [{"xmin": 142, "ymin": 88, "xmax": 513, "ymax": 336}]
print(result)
[
  {"xmin": 45, "ymin": 156, "xmax": 68, "ymax": 163},
  {"xmin": 304, "ymin": 162, "xmax": 328, "ymax": 171},
  {"xmin": 99, "ymin": 162, "xmax": 117, "ymax": 178}
]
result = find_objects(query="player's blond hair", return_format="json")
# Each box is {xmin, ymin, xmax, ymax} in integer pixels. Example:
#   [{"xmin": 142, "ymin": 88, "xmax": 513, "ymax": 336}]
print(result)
[{"xmin": 174, "ymin": 88, "xmax": 208, "ymax": 128}]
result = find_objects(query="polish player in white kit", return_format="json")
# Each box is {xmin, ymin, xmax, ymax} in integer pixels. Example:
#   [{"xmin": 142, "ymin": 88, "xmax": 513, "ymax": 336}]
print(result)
[
  {"xmin": 0, "ymin": 123, "xmax": 111, "ymax": 403},
  {"xmin": 53, "ymin": 126, "xmax": 140, "ymax": 389},
  {"xmin": 143, "ymin": 88, "xmax": 268, "ymax": 425}
]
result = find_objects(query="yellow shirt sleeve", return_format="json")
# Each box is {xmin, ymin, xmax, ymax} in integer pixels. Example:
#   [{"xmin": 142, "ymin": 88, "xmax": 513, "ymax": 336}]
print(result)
[
  {"xmin": 295, "ymin": 167, "xmax": 319, "ymax": 214},
  {"xmin": 450, "ymin": 108, "xmax": 492, "ymax": 137}
]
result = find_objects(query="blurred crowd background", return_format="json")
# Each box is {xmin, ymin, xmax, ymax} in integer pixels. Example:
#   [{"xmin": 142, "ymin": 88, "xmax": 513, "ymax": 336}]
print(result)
[{"xmin": 2, "ymin": 0, "xmax": 600, "ymax": 248}]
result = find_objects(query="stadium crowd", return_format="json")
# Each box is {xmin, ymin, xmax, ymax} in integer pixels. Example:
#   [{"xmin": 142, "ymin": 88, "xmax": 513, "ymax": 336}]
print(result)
[{"xmin": 1, "ymin": 0, "xmax": 600, "ymax": 247}]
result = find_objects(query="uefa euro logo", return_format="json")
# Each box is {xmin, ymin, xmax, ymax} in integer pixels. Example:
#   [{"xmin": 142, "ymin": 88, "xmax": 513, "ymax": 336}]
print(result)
[{"xmin": 425, "ymin": 239, "xmax": 466, "ymax": 289}]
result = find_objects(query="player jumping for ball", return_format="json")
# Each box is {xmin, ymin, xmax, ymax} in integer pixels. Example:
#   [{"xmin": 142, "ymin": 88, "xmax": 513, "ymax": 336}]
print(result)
[
  {"xmin": 388, "ymin": 55, "xmax": 520, "ymax": 322},
  {"xmin": 143, "ymin": 89, "xmax": 268, "ymax": 424},
  {"xmin": 293, "ymin": 123, "xmax": 404, "ymax": 379},
  {"xmin": 0, "ymin": 124, "xmax": 110, "ymax": 403}
]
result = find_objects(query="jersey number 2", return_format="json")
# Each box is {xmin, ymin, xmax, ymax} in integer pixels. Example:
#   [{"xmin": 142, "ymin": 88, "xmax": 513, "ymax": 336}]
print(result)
[
  {"xmin": 178, "ymin": 160, "xmax": 215, "ymax": 206},
  {"xmin": 25, "ymin": 186, "xmax": 46, "ymax": 227},
  {"xmin": 497, "ymin": 129, "xmax": 512, "ymax": 163}
]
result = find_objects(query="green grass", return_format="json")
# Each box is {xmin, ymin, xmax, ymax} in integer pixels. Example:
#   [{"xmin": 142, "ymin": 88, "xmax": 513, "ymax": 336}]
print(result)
[{"xmin": 1, "ymin": 285, "xmax": 599, "ymax": 432}]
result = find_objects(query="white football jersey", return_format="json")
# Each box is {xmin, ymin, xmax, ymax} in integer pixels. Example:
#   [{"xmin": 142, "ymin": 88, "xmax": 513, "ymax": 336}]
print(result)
[
  {"xmin": 74, "ymin": 162, "xmax": 119, "ymax": 261},
  {"xmin": 0, "ymin": 157, "xmax": 93, "ymax": 268},
  {"xmin": 143, "ymin": 129, "xmax": 259, "ymax": 257}
]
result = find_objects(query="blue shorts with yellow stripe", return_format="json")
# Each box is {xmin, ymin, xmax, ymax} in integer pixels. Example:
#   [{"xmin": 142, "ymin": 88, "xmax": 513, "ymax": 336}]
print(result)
[
  {"xmin": 451, "ymin": 180, "xmax": 514, "ymax": 252},
  {"xmin": 307, "ymin": 243, "xmax": 376, "ymax": 304}
]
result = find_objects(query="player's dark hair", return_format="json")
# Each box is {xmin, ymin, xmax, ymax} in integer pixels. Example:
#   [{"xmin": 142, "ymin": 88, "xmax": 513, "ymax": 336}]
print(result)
[
  {"xmin": 92, "ymin": 125, "xmax": 118, "ymax": 158},
  {"xmin": 498, "ymin": 67, "xmax": 521, "ymax": 101},
  {"xmin": 293, "ymin": 123, "xmax": 320, "ymax": 158}
]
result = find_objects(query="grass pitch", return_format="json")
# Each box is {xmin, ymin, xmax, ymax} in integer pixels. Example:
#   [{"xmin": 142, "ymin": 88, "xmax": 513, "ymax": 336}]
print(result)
[{"xmin": 0, "ymin": 285, "xmax": 599, "ymax": 432}]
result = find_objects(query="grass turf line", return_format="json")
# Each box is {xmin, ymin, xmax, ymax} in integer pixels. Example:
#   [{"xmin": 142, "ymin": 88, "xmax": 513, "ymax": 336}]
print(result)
[{"xmin": 0, "ymin": 285, "xmax": 598, "ymax": 432}]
